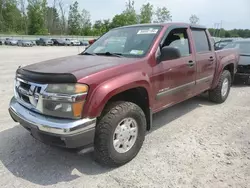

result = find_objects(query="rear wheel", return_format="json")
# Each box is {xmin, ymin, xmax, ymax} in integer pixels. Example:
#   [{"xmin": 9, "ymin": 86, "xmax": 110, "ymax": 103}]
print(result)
[
  {"xmin": 209, "ymin": 70, "xmax": 231, "ymax": 103},
  {"xmin": 94, "ymin": 101, "xmax": 146, "ymax": 167}
]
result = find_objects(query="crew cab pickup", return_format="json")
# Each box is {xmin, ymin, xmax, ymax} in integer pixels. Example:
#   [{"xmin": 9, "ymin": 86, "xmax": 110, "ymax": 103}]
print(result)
[{"xmin": 9, "ymin": 23, "xmax": 239, "ymax": 167}]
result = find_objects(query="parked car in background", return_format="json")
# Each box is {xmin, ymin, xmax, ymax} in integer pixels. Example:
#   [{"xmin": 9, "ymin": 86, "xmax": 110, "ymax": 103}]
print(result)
[
  {"xmin": 17, "ymin": 40, "xmax": 34, "ymax": 47},
  {"xmin": 80, "ymin": 40, "xmax": 89, "ymax": 46},
  {"xmin": 223, "ymin": 40, "xmax": 250, "ymax": 83},
  {"xmin": 36, "ymin": 38, "xmax": 54, "ymax": 46},
  {"xmin": 72, "ymin": 39, "xmax": 81, "ymax": 46},
  {"xmin": 31, "ymin": 40, "xmax": 36, "ymax": 46},
  {"xmin": 89, "ymin": 39, "xmax": 97, "ymax": 45},
  {"xmin": 214, "ymin": 39, "xmax": 234, "ymax": 50},
  {"xmin": 64, "ymin": 39, "xmax": 71, "ymax": 46},
  {"xmin": 9, "ymin": 23, "xmax": 239, "ymax": 167},
  {"xmin": 4, "ymin": 38, "xmax": 10, "ymax": 45},
  {"xmin": 65, "ymin": 38, "xmax": 81, "ymax": 46},
  {"xmin": 52, "ymin": 39, "xmax": 66, "ymax": 46},
  {"xmin": 5, "ymin": 38, "xmax": 18, "ymax": 45}
]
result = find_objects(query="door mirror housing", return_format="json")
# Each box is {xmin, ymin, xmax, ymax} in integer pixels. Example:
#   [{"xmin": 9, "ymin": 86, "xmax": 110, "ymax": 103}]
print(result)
[
  {"xmin": 214, "ymin": 42, "xmax": 220, "ymax": 50},
  {"xmin": 158, "ymin": 46, "xmax": 181, "ymax": 62}
]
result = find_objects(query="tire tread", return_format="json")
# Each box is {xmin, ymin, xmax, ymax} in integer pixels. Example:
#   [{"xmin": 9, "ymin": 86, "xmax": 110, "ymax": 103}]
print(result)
[
  {"xmin": 94, "ymin": 101, "xmax": 146, "ymax": 167},
  {"xmin": 209, "ymin": 70, "xmax": 231, "ymax": 103}
]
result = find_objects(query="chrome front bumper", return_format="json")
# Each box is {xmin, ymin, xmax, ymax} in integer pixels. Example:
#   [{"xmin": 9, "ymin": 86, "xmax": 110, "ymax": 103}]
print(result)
[{"xmin": 9, "ymin": 97, "xmax": 96, "ymax": 148}]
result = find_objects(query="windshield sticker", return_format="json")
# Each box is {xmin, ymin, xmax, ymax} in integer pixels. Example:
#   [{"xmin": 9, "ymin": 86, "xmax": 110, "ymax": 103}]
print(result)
[
  {"xmin": 130, "ymin": 50, "xmax": 144, "ymax": 55},
  {"xmin": 137, "ymin": 28, "xmax": 158, "ymax": 35}
]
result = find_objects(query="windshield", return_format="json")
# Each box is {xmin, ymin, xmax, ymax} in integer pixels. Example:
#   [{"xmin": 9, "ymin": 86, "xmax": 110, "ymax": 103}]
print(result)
[
  {"xmin": 83, "ymin": 25, "xmax": 162, "ymax": 57},
  {"xmin": 224, "ymin": 41, "xmax": 250, "ymax": 55}
]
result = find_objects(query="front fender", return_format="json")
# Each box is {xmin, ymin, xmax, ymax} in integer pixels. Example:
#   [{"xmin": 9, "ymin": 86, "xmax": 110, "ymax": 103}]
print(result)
[{"xmin": 83, "ymin": 72, "xmax": 151, "ymax": 118}]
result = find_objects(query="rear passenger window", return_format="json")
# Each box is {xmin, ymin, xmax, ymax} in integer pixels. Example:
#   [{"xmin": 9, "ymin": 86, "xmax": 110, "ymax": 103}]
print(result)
[{"xmin": 191, "ymin": 29, "xmax": 210, "ymax": 53}]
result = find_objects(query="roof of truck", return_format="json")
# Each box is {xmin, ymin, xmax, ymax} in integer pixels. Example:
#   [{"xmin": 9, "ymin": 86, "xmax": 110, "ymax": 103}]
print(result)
[{"xmin": 118, "ymin": 22, "xmax": 206, "ymax": 29}]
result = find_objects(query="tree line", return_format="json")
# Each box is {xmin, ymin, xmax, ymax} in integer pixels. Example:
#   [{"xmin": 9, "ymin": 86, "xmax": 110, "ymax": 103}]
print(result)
[
  {"xmin": 0, "ymin": 0, "xmax": 171, "ymax": 35},
  {"xmin": 0, "ymin": 0, "xmax": 249, "ymax": 38},
  {"xmin": 208, "ymin": 28, "xmax": 250, "ymax": 38}
]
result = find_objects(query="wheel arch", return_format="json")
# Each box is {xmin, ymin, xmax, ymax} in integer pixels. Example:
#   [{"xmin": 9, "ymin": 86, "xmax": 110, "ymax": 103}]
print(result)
[
  {"xmin": 101, "ymin": 87, "xmax": 152, "ymax": 131},
  {"xmin": 84, "ymin": 73, "xmax": 153, "ymax": 130},
  {"xmin": 211, "ymin": 62, "xmax": 235, "ymax": 89}
]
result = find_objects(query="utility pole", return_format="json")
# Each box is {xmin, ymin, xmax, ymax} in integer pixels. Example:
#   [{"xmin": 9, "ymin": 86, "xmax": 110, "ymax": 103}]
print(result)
[
  {"xmin": 218, "ymin": 21, "xmax": 223, "ymax": 37},
  {"xmin": 213, "ymin": 21, "xmax": 222, "ymax": 38}
]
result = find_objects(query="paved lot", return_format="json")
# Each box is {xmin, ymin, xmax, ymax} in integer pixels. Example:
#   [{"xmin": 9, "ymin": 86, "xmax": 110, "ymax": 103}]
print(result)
[{"xmin": 0, "ymin": 46, "xmax": 249, "ymax": 188}]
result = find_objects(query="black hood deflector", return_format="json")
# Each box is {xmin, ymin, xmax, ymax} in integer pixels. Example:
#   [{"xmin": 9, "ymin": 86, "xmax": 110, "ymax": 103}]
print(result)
[{"xmin": 16, "ymin": 68, "xmax": 77, "ymax": 84}]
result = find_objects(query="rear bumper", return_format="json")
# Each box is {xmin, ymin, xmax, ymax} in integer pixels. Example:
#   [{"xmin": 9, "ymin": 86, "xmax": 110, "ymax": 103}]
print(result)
[{"xmin": 9, "ymin": 97, "xmax": 96, "ymax": 148}]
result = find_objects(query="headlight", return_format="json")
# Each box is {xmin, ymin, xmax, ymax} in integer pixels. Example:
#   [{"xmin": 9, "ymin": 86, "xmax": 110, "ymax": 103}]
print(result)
[
  {"xmin": 46, "ymin": 84, "xmax": 88, "ymax": 94},
  {"xmin": 42, "ymin": 84, "xmax": 88, "ymax": 119}
]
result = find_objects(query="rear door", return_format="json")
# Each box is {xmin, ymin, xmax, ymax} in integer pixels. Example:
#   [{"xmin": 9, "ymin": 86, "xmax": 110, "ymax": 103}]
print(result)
[{"xmin": 190, "ymin": 28, "xmax": 216, "ymax": 92}]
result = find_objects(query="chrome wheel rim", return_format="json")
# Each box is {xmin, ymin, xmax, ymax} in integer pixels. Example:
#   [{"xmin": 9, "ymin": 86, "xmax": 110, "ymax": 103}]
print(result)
[
  {"xmin": 221, "ymin": 78, "xmax": 229, "ymax": 97},
  {"xmin": 113, "ymin": 117, "xmax": 138, "ymax": 153}
]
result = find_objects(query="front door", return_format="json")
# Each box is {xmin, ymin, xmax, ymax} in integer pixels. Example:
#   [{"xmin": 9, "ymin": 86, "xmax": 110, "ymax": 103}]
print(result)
[{"xmin": 152, "ymin": 27, "xmax": 196, "ymax": 112}]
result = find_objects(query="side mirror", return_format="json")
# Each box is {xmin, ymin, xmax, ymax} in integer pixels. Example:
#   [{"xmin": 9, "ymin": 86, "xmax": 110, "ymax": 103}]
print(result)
[
  {"xmin": 158, "ymin": 46, "xmax": 181, "ymax": 62},
  {"xmin": 214, "ymin": 42, "xmax": 219, "ymax": 50}
]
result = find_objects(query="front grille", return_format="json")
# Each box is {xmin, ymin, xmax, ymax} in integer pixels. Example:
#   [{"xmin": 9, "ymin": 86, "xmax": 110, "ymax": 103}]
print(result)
[
  {"xmin": 21, "ymin": 95, "xmax": 30, "ymax": 104},
  {"xmin": 15, "ymin": 78, "xmax": 46, "ymax": 110},
  {"xmin": 20, "ymin": 81, "xmax": 30, "ymax": 90},
  {"xmin": 237, "ymin": 65, "xmax": 250, "ymax": 74}
]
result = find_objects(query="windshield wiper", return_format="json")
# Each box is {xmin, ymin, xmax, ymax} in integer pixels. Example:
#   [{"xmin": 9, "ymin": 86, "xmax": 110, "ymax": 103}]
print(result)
[
  {"xmin": 81, "ymin": 52, "xmax": 97, "ymax": 56},
  {"xmin": 96, "ymin": 52, "xmax": 124, "ymax": 58}
]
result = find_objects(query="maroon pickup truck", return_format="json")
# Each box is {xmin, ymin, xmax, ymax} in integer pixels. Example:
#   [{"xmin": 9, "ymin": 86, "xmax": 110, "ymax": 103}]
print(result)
[{"xmin": 9, "ymin": 23, "xmax": 239, "ymax": 167}]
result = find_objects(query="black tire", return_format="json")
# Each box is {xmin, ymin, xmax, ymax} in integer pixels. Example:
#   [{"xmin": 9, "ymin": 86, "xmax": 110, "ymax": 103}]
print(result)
[
  {"xmin": 94, "ymin": 101, "xmax": 146, "ymax": 167},
  {"xmin": 209, "ymin": 70, "xmax": 231, "ymax": 103}
]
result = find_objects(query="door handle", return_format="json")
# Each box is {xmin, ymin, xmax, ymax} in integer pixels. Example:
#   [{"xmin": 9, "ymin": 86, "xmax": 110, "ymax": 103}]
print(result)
[
  {"xmin": 187, "ymin": 60, "xmax": 195, "ymax": 67},
  {"xmin": 209, "ymin": 56, "xmax": 214, "ymax": 61}
]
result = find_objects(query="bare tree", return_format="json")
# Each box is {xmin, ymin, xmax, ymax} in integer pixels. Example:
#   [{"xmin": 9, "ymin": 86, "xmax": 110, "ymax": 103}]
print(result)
[
  {"xmin": 0, "ymin": 0, "xmax": 4, "ymax": 31},
  {"xmin": 58, "ymin": 0, "xmax": 66, "ymax": 34},
  {"xmin": 19, "ymin": 0, "xmax": 28, "ymax": 34},
  {"xmin": 46, "ymin": 0, "xmax": 56, "ymax": 34}
]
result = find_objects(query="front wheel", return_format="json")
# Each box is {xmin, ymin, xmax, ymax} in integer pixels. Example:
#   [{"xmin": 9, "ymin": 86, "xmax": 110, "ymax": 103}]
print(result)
[
  {"xmin": 209, "ymin": 70, "xmax": 231, "ymax": 103},
  {"xmin": 94, "ymin": 101, "xmax": 146, "ymax": 167}
]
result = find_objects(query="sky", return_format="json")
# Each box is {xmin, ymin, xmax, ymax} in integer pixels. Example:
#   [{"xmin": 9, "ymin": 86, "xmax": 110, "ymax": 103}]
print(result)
[{"xmin": 52, "ymin": 0, "xmax": 250, "ymax": 30}]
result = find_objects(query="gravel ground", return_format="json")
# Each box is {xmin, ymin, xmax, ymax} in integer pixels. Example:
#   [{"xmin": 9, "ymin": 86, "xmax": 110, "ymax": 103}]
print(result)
[{"xmin": 0, "ymin": 46, "xmax": 249, "ymax": 188}]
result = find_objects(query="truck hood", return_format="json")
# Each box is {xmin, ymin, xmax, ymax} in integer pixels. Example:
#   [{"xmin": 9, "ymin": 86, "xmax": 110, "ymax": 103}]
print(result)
[
  {"xmin": 19, "ymin": 55, "xmax": 136, "ymax": 83},
  {"xmin": 239, "ymin": 55, "xmax": 250, "ymax": 65}
]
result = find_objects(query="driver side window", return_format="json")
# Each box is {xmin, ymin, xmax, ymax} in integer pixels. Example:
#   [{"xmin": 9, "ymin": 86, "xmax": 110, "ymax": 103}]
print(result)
[{"xmin": 162, "ymin": 28, "xmax": 191, "ymax": 57}]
